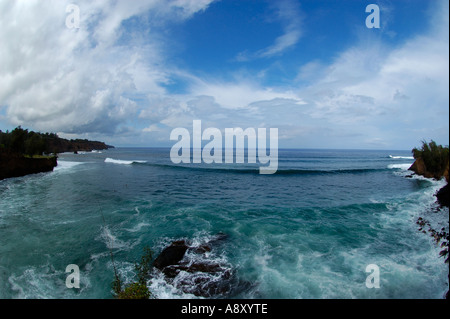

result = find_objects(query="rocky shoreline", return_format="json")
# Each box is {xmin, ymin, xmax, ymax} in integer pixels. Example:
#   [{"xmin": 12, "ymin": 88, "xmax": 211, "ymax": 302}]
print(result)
[
  {"xmin": 408, "ymin": 157, "xmax": 449, "ymax": 299},
  {"xmin": 408, "ymin": 158, "xmax": 449, "ymax": 209},
  {"xmin": 0, "ymin": 152, "xmax": 57, "ymax": 181},
  {"xmin": 436, "ymin": 183, "xmax": 449, "ymax": 208}
]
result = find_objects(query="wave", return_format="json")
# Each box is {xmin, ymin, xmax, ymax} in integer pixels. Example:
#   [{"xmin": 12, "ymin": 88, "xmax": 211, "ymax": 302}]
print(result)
[
  {"xmin": 386, "ymin": 163, "xmax": 443, "ymax": 182},
  {"xmin": 104, "ymin": 158, "xmax": 147, "ymax": 165},
  {"xmin": 139, "ymin": 162, "xmax": 386, "ymax": 176},
  {"xmin": 103, "ymin": 157, "xmax": 411, "ymax": 175},
  {"xmin": 389, "ymin": 155, "xmax": 415, "ymax": 159},
  {"xmin": 387, "ymin": 163, "xmax": 412, "ymax": 170},
  {"xmin": 54, "ymin": 161, "xmax": 85, "ymax": 171}
]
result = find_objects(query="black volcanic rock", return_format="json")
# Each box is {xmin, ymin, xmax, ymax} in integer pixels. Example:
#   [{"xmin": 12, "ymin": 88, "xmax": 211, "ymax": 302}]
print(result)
[
  {"xmin": 436, "ymin": 183, "xmax": 449, "ymax": 208},
  {"xmin": 152, "ymin": 234, "xmax": 252, "ymax": 298},
  {"xmin": 153, "ymin": 240, "xmax": 189, "ymax": 270}
]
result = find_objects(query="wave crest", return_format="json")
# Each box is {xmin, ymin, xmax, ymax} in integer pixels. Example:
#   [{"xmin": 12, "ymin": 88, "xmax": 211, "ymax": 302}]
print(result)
[
  {"xmin": 104, "ymin": 158, "xmax": 147, "ymax": 165},
  {"xmin": 389, "ymin": 155, "xmax": 414, "ymax": 159},
  {"xmin": 387, "ymin": 164, "xmax": 412, "ymax": 170}
]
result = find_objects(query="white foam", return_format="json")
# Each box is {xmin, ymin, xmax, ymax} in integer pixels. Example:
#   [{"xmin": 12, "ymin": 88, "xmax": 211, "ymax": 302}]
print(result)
[
  {"xmin": 100, "ymin": 226, "xmax": 129, "ymax": 250},
  {"xmin": 7, "ymin": 263, "xmax": 90, "ymax": 299},
  {"xmin": 125, "ymin": 222, "xmax": 150, "ymax": 233},
  {"xmin": 148, "ymin": 271, "xmax": 198, "ymax": 299},
  {"xmin": 389, "ymin": 155, "xmax": 415, "ymax": 159},
  {"xmin": 104, "ymin": 158, "xmax": 147, "ymax": 165},
  {"xmin": 54, "ymin": 161, "xmax": 85, "ymax": 171},
  {"xmin": 147, "ymin": 232, "xmax": 233, "ymax": 299},
  {"xmin": 387, "ymin": 163, "xmax": 412, "ymax": 170}
]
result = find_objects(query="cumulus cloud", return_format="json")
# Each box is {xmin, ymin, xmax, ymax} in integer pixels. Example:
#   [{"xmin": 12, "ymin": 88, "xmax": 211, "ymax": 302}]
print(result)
[
  {"xmin": 170, "ymin": 0, "xmax": 447, "ymax": 148},
  {"xmin": 290, "ymin": 0, "xmax": 449, "ymax": 148},
  {"xmin": 0, "ymin": 0, "xmax": 214, "ymax": 135},
  {"xmin": 0, "ymin": 0, "xmax": 448, "ymax": 149}
]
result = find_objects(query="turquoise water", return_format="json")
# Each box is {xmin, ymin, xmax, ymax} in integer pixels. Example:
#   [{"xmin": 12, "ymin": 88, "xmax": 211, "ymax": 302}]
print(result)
[{"xmin": 0, "ymin": 148, "xmax": 448, "ymax": 299}]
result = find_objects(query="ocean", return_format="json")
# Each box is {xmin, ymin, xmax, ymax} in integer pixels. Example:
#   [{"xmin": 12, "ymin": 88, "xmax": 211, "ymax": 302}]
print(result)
[{"xmin": 0, "ymin": 148, "xmax": 448, "ymax": 299}]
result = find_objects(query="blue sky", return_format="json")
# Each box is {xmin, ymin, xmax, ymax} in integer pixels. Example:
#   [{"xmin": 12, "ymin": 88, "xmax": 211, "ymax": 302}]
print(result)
[
  {"xmin": 0, "ymin": 0, "xmax": 448, "ymax": 150},
  {"xmin": 163, "ymin": 0, "xmax": 430, "ymax": 89}
]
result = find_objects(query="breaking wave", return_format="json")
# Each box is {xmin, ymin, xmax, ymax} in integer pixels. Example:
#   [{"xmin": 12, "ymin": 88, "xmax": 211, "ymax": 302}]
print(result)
[
  {"xmin": 104, "ymin": 158, "xmax": 147, "ymax": 165},
  {"xmin": 389, "ymin": 155, "xmax": 415, "ymax": 159}
]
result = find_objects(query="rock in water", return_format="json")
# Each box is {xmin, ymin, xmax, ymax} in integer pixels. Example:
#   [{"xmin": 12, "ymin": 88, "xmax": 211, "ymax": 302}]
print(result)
[
  {"xmin": 151, "ymin": 233, "xmax": 253, "ymax": 298},
  {"xmin": 153, "ymin": 240, "xmax": 188, "ymax": 269},
  {"xmin": 436, "ymin": 183, "xmax": 449, "ymax": 208}
]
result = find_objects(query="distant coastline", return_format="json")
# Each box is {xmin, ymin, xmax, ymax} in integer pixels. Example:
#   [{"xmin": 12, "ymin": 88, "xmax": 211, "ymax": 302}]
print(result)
[{"xmin": 0, "ymin": 127, "xmax": 114, "ymax": 180}]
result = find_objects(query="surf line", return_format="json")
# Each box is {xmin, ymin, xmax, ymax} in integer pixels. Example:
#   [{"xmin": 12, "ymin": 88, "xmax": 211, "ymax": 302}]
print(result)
[{"xmin": 169, "ymin": 120, "xmax": 278, "ymax": 174}]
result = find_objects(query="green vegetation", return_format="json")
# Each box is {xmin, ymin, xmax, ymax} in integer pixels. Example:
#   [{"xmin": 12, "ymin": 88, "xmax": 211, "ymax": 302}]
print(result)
[
  {"xmin": 0, "ymin": 126, "xmax": 51, "ymax": 156},
  {"xmin": 112, "ymin": 246, "xmax": 153, "ymax": 299},
  {"xmin": 0, "ymin": 128, "xmax": 59, "ymax": 180},
  {"xmin": 1, "ymin": 126, "xmax": 112, "ymax": 180},
  {"xmin": 412, "ymin": 140, "xmax": 449, "ymax": 179},
  {"xmin": 115, "ymin": 282, "xmax": 151, "ymax": 299},
  {"xmin": 0, "ymin": 126, "xmax": 112, "ymax": 156}
]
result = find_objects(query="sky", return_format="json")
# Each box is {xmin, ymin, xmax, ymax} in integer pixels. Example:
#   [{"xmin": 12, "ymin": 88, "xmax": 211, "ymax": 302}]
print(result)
[{"xmin": 0, "ymin": 0, "xmax": 448, "ymax": 150}]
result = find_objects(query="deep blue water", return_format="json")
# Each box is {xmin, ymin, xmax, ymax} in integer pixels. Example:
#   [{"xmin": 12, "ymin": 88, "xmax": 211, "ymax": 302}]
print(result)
[{"xmin": 0, "ymin": 148, "xmax": 448, "ymax": 299}]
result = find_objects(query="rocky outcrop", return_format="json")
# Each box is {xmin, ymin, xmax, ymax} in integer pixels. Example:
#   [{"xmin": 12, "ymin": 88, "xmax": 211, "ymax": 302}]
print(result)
[
  {"xmin": 409, "ymin": 146, "xmax": 449, "ymax": 299},
  {"xmin": 409, "ymin": 157, "xmax": 449, "ymax": 182},
  {"xmin": 152, "ymin": 233, "xmax": 251, "ymax": 298},
  {"xmin": 436, "ymin": 183, "xmax": 449, "ymax": 208},
  {"xmin": 409, "ymin": 157, "xmax": 449, "ymax": 208},
  {"xmin": 0, "ymin": 152, "xmax": 57, "ymax": 180},
  {"xmin": 153, "ymin": 240, "xmax": 189, "ymax": 270}
]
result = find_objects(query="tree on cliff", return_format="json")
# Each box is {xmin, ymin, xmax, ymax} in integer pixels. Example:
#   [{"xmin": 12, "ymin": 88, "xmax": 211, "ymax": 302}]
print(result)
[{"xmin": 0, "ymin": 126, "xmax": 47, "ymax": 156}]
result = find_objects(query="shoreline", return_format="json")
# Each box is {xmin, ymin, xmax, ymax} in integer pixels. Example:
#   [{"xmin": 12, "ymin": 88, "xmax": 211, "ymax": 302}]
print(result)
[{"xmin": 409, "ymin": 158, "xmax": 449, "ymax": 299}]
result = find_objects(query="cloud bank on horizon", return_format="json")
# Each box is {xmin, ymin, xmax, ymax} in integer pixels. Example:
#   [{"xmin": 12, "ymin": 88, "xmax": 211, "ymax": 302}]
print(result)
[{"xmin": 0, "ymin": 0, "xmax": 448, "ymax": 149}]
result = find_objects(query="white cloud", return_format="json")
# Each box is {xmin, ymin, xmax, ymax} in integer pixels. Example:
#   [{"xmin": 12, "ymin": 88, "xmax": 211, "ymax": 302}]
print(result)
[
  {"xmin": 0, "ymin": 0, "xmax": 214, "ymax": 135},
  {"xmin": 137, "ymin": 0, "xmax": 448, "ymax": 148},
  {"xmin": 290, "ymin": 1, "xmax": 449, "ymax": 148},
  {"xmin": 0, "ymin": 0, "xmax": 447, "ymax": 149},
  {"xmin": 191, "ymin": 80, "xmax": 305, "ymax": 110}
]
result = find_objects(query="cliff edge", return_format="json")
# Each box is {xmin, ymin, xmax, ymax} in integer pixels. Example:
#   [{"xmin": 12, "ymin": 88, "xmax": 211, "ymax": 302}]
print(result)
[
  {"xmin": 0, "ymin": 152, "xmax": 57, "ymax": 180},
  {"xmin": 408, "ymin": 141, "xmax": 449, "ymax": 208},
  {"xmin": 409, "ymin": 157, "xmax": 449, "ymax": 182}
]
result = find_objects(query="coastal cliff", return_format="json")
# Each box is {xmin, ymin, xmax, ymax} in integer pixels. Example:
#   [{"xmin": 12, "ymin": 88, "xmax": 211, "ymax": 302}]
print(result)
[
  {"xmin": 409, "ymin": 157, "xmax": 449, "ymax": 182},
  {"xmin": 408, "ymin": 141, "xmax": 449, "ymax": 207},
  {"xmin": 408, "ymin": 141, "xmax": 449, "ymax": 299},
  {"xmin": 0, "ymin": 152, "xmax": 57, "ymax": 180},
  {"xmin": 0, "ymin": 126, "xmax": 114, "ymax": 180},
  {"xmin": 409, "ymin": 157, "xmax": 449, "ymax": 208},
  {"xmin": 0, "ymin": 127, "xmax": 114, "ymax": 156}
]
